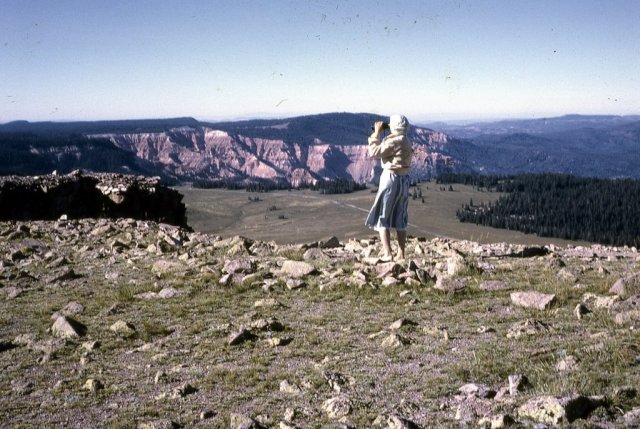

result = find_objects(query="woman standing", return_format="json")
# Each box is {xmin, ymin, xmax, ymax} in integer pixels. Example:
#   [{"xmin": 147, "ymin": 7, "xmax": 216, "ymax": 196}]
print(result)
[{"xmin": 365, "ymin": 114, "xmax": 413, "ymax": 261}]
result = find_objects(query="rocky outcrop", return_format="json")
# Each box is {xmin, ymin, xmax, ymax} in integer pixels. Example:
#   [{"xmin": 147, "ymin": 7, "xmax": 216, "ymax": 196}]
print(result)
[{"xmin": 0, "ymin": 172, "xmax": 187, "ymax": 227}]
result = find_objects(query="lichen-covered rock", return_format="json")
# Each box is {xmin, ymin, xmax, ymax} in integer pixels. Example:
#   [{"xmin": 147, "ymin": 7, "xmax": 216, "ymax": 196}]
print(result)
[{"xmin": 518, "ymin": 394, "xmax": 605, "ymax": 424}]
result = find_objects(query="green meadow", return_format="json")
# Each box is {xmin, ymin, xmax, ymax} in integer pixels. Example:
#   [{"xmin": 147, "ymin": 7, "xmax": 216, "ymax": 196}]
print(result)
[{"xmin": 177, "ymin": 182, "xmax": 587, "ymax": 247}]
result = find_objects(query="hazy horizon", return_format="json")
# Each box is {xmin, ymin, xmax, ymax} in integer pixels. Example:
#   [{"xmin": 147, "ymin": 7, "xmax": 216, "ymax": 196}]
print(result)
[
  {"xmin": 2, "ymin": 110, "xmax": 640, "ymax": 127},
  {"xmin": 2, "ymin": 1, "xmax": 639, "ymax": 123}
]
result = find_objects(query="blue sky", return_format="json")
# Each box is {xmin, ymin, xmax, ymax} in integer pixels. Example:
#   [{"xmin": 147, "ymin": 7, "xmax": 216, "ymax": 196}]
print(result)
[{"xmin": 1, "ymin": 0, "xmax": 639, "ymax": 123}]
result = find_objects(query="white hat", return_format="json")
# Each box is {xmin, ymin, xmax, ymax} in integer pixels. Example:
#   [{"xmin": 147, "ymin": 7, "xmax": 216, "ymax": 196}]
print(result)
[{"xmin": 389, "ymin": 114, "xmax": 409, "ymax": 135}]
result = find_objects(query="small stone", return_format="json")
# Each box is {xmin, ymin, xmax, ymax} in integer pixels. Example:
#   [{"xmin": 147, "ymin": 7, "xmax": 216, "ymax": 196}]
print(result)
[
  {"xmin": 459, "ymin": 382, "xmax": 495, "ymax": 398},
  {"xmin": 281, "ymin": 260, "xmax": 316, "ymax": 278},
  {"xmin": 229, "ymin": 413, "xmax": 266, "ymax": 429},
  {"xmin": 170, "ymin": 383, "xmax": 197, "ymax": 398},
  {"xmin": 373, "ymin": 414, "xmax": 420, "ymax": 429},
  {"xmin": 319, "ymin": 236, "xmax": 340, "ymax": 249},
  {"xmin": 154, "ymin": 371, "xmax": 169, "ymax": 384},
  {"xmin": 518, "ymin": 394, "xmax": 604, "ymax": 425},
  {"xmin": 303, "ymin": 247, "xmax": 326, "ymax": 260},
  {"xmin": 51, "ymin": 301, "xmax": 84, "ymax": 320},
  {"xmin": 434, "ymin": 276, "xmax": 466, "ymax": 292},
  {"xmin": 581, "ymin": 293, "xmax": 620, "ymax": 309},
  {"xmin": 511, "ymin": 291, "xmax": 556, "ymax": 310},
  {"xmin": 624, "ymin": 407, "xmax": 640, "ymax": 426},
  {"xmin": 322, "ymin": 395, "xmax": 352, "ymax": 419},
  {"xmin": 380, "ymin": 333, "xmax": 410, "ymax": 348},
  {"xmin": 267, "ymin": 337, "xmax": 292, "ymax": 347},
  {"xmin": 222, "ymin": 258, "xmax": 255, "ymax": 274},
  {"xmin": 137, "ymin": 420, "xmax": 179, "ymax": 429},
  {"xmin": 556, "ymin": 355, "xmax": 579, "ymax": 372},
  {"xmin": 382, "ymin": 276, "xmax": 398, "ymax": 287},
  {"xmin": 507, "ymin": 318, "xmax": 550, "ymax": 338},
  {"xmin": 279, "ymin": 379, "xmax": 302, "ymax": 395},
  {"xmin": 109, "ymin": 320, "xmax": 136, "ymax": 337},
  {"xmin": 250, "ymin": 318, "xmax": 284, "ymax": 332},
  {"xmin": 375, "ymin": 262, "xmax": 403, "ymax": 278},
  {"xmin": 286, "ymin": 278, "xmax": 306, "ymax": 290},
  {"xmin": 388, "ymin": 317, "xmax": 417, "ymax": 330},
  {"xmin": 200, "ymin": 410, "xmax": 215, "ymax": 420},
  {"xmin": 284, "ymin": 407, "xmax": 296, "ymax": 422},
  {"xmin": 610, "ymin": 272, "xmax": 640, "ymax": 297},
  {"xmin": 83, "ymin": 378, "xmax": 104, "ymax": 392},
  {"xmin": 228, "ymin": 328, "xmax": 256, "ymax": 346},
  {"xmin": 51, "ymin": 316, "xmax": 86, "ymax": 339},
  {"xmin": 157, "ymin": 287, "xmax": 180, "ymax": 299},
  {"xmin": 477, "ymin": 414, "xmax": 515, "ymax": 429},
  {"xmin": 574, "ymin": 303, "xmax": 590, "ymax": 319},
  {"xmin": 508, "ymin": 374, "xmax": 530, "ymax": 395},
  {"xmin": 219, "ymin": 273, "xmax": 232, "ymax": 286}
]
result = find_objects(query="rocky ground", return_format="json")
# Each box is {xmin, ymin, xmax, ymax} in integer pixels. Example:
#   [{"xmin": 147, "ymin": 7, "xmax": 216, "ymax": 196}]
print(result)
[{"xmin": 1, "ymin": 218, "xmax": 639, "ymax": 428}]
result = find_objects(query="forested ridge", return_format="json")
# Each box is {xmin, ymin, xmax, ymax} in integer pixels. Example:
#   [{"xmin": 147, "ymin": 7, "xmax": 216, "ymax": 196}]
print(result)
[{"xmin": 451, "ymin": 173, "xmax": 640, "ymax": 246}]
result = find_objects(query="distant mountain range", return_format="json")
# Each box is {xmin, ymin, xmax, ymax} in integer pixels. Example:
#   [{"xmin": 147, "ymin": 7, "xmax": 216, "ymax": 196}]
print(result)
[{"xmin": 1, "ymin": 113, "xmax": 639, "ymax": 182}]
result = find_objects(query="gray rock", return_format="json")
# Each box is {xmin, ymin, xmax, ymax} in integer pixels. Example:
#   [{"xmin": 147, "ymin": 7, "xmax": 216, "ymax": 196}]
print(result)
[
  {"xmin": 388, "ymin": 317, "xmax": 417, "ymax": 330},
  {"xmin": 614, "ymin": 309, "xmax": 640, "ymax": 326},
  {"xmin": 157, "ymin": 287, "xmax": 180, "ymax": 298},
  {"xmin": 82, "ymin": 378, "xmax": 104, "ymax": 392},
  {"xmin": 458, "ymin": 382, "xmax": 495, "ymax": 398},
  {"xmin": 434, "ymin": 276, "xmax": 466, "ymax": 292},
  {"xmin": 376, "ymin": 262, "xmax": 403, "ymax": 278},
  {"xmin": 319, "ymin": 236, "xmax": 340, "ymax": 249},
  {"xmin": 170, "ymin": 383, "xmax": 197, "ymax": 398},
  {"xmin": 279, "ymin": 379, "xmax": 302, "ymax": 395},
  {"xmin": 250, "ymin": 318, "xmax": 284, "ymax": 332},
  {"xmin": 477, "ymin": 414, "xmax": 515, "ymax": 429},
  {"xmin": 286, "ymin": 278, "xmax": 306, "ymax": 290},
  {"xmin": 511, "ymin": 291, "xmax": 556, "ymax": 310},
  {"xmin": 228, "ymin": 328, "xmax": 256, "ymax": 346},
  {"xmin": 507, "ymin": 319, "xmax": 550, "ymax": 338},
  {"xmin": 229, "ymin": 413, "xmax": 267, "ymax": 429},
  {"xmin": 623, "ymin": 407, "xmax": 640, "ymax": 426},
  {"xmin": 281, "ymin": 260, "xmax": 316, "ymax": 278},
  {"xmin": 51, "ymin": 301, "xmax": 84, "ymax": 320},
  {"xmin": 303, "ymin": 247, "xmax": 326, "ymax": 261},
  {"xmin": 109, "ymin": 320, "xmax": 136, "ymax": 337},
  {"xmin": 610, "ymin": 272, "xmax": 640, "ymax": 297},
  {"xmin": 223, "ymin": 258, "xmax": 255, "ymax": 274},
  {"xmin": 322, "ymin": 395, "xmax": 352, "ymax": 419},
  {"xmin": 137, "ymin": 420, "xmax": 179, "ymax": 429},
  {"xmin": 508, "ymin": 374, "xmax": 530, "ymax": 395},
  {"xmin": 581, "ymin": 293, "xmax": 620, "ymax": 309},
  {"xmin": 51, "ymin": 316, "xmax": 86, "ymax": 338},
  {"xmin": 373, "ymin": 414, "xmax": 421, "ymax": 429},
  {"xmin": 518, "ymin": 394, "xmax": 605, "ymax": 425},
  {"xmin": 381, "ymin": 333, "xmax": 410, "ymax": 348}
]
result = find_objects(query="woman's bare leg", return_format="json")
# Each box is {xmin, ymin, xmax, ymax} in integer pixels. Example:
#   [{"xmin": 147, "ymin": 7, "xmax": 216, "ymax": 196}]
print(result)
[
  {"xmin": 379, "ymin": 229, "xmax": 393, "ymax": 260},
  {"xmin": 396, "ymin": 230, "xmax": 407, "ymax": 260}
]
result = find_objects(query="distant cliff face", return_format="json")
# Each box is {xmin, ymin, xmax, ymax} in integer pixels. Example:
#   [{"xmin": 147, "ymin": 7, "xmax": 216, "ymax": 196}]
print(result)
[{"xmin": 91, "ymin": 122, "xmax": 459, "ymax": 184}]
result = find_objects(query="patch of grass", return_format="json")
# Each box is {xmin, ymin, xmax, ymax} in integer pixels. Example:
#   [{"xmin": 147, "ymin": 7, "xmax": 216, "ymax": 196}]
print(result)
[{"xmin": 139, "ymin": 320, "xmax": 174, "ymax": 342}]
